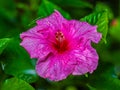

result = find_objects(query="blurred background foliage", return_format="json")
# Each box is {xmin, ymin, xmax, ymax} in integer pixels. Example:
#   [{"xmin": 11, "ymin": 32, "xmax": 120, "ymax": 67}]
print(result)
[{"xmin": 0, "ymin": 0, "xmax": 120, "ymax": 90}]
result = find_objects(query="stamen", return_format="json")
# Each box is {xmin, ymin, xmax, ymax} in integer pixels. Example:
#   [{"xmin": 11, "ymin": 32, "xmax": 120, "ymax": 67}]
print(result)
[
  {"xmin": 53, "ymin": 31, "xmax": 68, "ymax": 53},
  {"xmin": 55, "ymin": 31, "xmax": 64, "ymax": 42}
]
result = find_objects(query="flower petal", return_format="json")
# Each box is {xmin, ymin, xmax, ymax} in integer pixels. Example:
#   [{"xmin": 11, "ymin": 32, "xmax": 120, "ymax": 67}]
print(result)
[
  {"xmin": 72, "ymin": 41, "xmax": 98, "ymax": 75},
  {"xmin": 36, "ymin": 10, "xmax": 67, "ymax": 32},
  {"xmin": 20, "ymin": 26, "xmax": 51, "ymax": 40},
  {"xmin": 20, "ymin": 26, "xmax": 52, "ymax": 59},
  {"xmin": 68, "ymin": 20, "xmax": 102, "ymax": 43},
  {"xmin": 20, "ymin": 37, "xmax": 50, "ymax": 59},
  {"xmin": 36, "ymin": 54, "xmax": 74, "ymax": 81}
]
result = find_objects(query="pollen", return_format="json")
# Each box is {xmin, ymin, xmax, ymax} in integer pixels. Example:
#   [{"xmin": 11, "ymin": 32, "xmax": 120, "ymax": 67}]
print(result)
[
  {"xmin": 55, "ymin": 31, "xmax": 65, "ymax": 42},
  {"xmin": 53, "ymin": 31, "xmax": 69, "ymax": 53}
]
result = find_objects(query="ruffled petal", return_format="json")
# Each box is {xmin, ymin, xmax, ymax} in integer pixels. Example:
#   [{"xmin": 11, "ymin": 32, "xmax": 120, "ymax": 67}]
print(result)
[
  {"xmin": 20, "ymin": 37, "xmax": 50, "ymax": 58},
  {"xmin": 20, "ymin": 26, "xmax": 52, "ymax": 59},
  {"xmin": 36, "ymin": 10, "xmax": 67, "ymax": 32},
  {"xmin": 72, "ymin": 41, "xmax": 98, "ymax": 75},
  {"xmin": 68, "ymin": 20, "xmax": 102, "ymax": 43},
  {"xmin": 36, "ymin": 54, "xmax": 74, "ymax": 81},
  {"xmin": 20, "ymin": 26, "xmax": 51, "ymax": 40},
  {"xmin": 20, "ymin": 26, "xmax": 39, "ymax": 39}
]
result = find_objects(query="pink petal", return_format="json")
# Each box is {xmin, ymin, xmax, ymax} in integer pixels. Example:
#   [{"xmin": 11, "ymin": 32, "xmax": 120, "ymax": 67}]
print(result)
[
  {"xmin": 36, "ymin": 10, "xmax": 67, "ymax": 32},
  {"xmin": 20, "ymin": 37, "xmax": 50, "ymax": 59},
  {"xmin": 36, "ymin": 54, "xmax": 75, "ymax": 81},
  {"xmin": 20, "ymin": 26, "xmax": 52, "ymax": 59},
  {"xmin": 20, "ymin": 26, "xmax": 51, "ymax": 40},
  {"xmin": 72, "ymin": 41, "xmax": 98, "ymax": 75},
  {"xmin": 68, "ymin": 20, "xmax": 102, "ymax": 43}
]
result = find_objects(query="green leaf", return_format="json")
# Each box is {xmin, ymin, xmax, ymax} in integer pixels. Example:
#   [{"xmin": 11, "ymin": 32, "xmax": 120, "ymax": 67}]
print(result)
[
  {"xmin": 0, "ymin": 38, "xmax": 11, "ymax": 55},
  {"xmin": 38, "ymin": 0, "xmax": 71, "ymax": 19},
  {"xmin": 1, "ymin": 77, "xmax": 35, "ymax": 90},
  {"xmin": 1, "ymin": 38, "xmax": 38, "ymax": 83},
  {"xmin": 88, "ymin": 63, "xmax": 120, "ymax": 90},
  {"xmin": 94, "ymin": 2, "xmax": 113, "ymax": 19},
  {"xmin": 49, "ymin": 0, "xmax": 93, "ymax": 19},
  {"xmin": 55, "ymin": 0, "xmax": 93, "ymax": 8},
  {"xmin": 80, "ymin": 10, "xmax": 109, "ymax": 43},
  {"xmin": 87, "ymin": 84, "xmax": 96, "ymax": 90}
]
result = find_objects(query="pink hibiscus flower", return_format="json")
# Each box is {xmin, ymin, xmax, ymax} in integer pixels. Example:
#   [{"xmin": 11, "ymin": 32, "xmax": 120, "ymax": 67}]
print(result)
[{"xmin": 20, "ymin": 10, "xmax": 102, "ymax": 81}]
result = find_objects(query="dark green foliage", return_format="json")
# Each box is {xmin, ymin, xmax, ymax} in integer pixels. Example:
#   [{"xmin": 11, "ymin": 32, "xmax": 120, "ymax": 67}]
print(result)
[
  {"xmin": 0, "ymin": 38, "xmax": 38, "ymax": 83},
  {"xmin": 0, "ymin": 38, "xmax": 11, "ymax": 54},
  {"xmin": 38, "ymin": 0, "xmax": 71, "ymax": 19}
]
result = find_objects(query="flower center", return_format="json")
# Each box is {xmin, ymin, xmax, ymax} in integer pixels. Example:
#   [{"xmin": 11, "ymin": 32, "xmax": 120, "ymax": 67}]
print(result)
[{"xmin": 53, "ymin": 31, "xmax": 69, "ymax": 53}]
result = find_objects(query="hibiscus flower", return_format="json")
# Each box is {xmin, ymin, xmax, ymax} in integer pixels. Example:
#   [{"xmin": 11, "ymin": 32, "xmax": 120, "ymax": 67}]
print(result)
[{"xmin": 20, "ymin": 10, "xmax": 102, "ymax": 81}]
